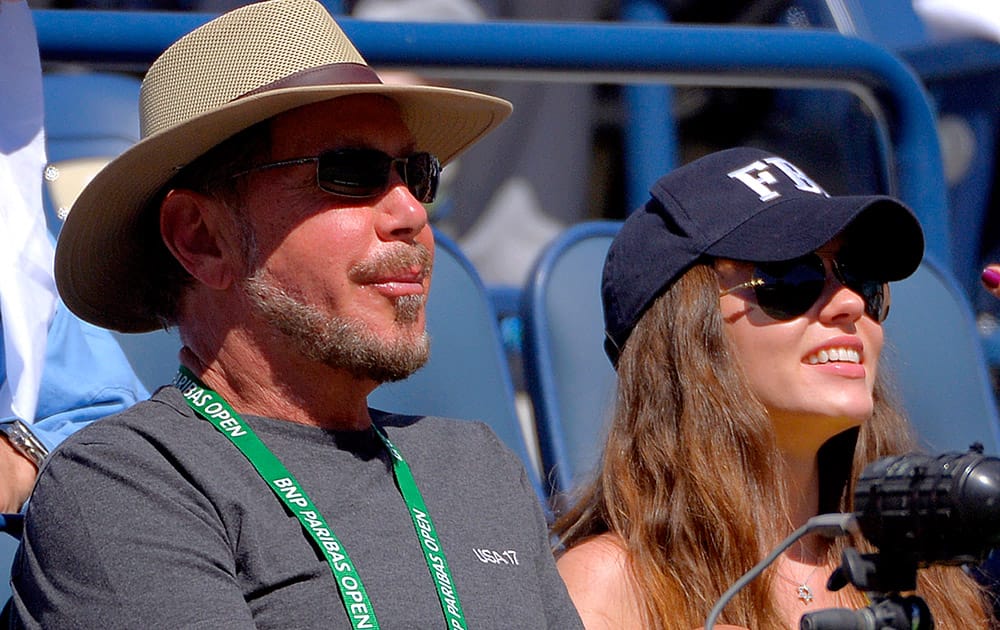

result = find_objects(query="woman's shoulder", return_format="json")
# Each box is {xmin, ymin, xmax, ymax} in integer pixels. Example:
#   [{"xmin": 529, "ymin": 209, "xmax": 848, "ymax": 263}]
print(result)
[
  {"xmin": 558, "ymin": 532, "xmax": 629, "ymax": 576},
  {"xmin": 557, "ymin": 533, "xmax": 645, "ymax": 629},
  {"xmin": 557, "ymin": 533, "xmax": 750, "ymax": 630}
]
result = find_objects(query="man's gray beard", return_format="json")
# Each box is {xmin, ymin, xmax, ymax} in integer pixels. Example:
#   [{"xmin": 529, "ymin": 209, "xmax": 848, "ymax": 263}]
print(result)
[{"xmin": 241, "ymin": 271, "xmax": 430, "ymax": 384}]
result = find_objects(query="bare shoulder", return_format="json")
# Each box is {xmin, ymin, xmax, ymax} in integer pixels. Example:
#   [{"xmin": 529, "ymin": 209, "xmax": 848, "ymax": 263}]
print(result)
[
  {"xmin": 558, "ymin": 532, "xmax": 628, "ymax": 580},
  {"xmin": 557, "ymin": 536, "xmax": 749, "ymax": 630},
  {"xmin": 557, "ymin": 533, "xmax": 644, "ymax": 629}
]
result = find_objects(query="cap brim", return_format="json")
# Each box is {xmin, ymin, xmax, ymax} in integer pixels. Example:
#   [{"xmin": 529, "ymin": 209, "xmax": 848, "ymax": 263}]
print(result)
[
  {"xmin": 705, "ymin": 195, "xmax": 924, "ymax": 281},
  {"xmin": 55, "ymin": 83, "xmax": 511, "ymax": 332}
]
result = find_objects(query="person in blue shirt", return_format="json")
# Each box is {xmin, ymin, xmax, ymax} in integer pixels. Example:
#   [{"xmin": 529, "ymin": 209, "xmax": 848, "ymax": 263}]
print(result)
[
  {"xmin": 0, "ymin": 305, "xmax": 148, "ymax": 513},
  {"xmin": 0, "ymin": 0, "xmax": 147, "ymax": 514}
]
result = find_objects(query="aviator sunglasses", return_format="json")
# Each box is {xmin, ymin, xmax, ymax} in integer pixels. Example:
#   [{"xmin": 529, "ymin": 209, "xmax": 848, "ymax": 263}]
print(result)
[
  {"xmin": 233, "ymin": 148, "xmax": 441, "ymax": 203},
  {"xmin": 718, "ymin": 252, "xmax": 890, "ymax": 322}
]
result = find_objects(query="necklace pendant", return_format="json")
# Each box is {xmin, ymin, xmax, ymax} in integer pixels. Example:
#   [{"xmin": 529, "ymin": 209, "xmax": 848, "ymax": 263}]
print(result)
[{"xmin": 796, "ymin": 584, "xmax": 814, "ymax": 604}]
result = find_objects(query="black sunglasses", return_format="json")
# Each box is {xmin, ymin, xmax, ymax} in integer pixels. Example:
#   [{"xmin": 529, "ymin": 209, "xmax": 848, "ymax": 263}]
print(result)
[
  {"xmin": 233, "ymin": 148, "xmax": 441, "ymax": 203},
  {"xmin": 719, "ymin": 253, "xmax": 890, "ymax": 322}
]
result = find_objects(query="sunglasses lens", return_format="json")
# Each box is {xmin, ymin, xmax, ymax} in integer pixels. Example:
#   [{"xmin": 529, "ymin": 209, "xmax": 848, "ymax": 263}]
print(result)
[
  {"xmin": 752, "ymin": 257, "xmax": 826, "ymax": 321},
  {"xmin": 316, "ymin": 149, "xmax": 441, "ymax": 202},
  {"xmin": 317, "ymin": 149, "xmax": 390, "ymax": 197},
  {"xmin": 834, "ymin": 258, "xmax": 890, "ymax": 322},
  {"xmin": 401, "ymin": 153, "xmax": 441, "ymax": 203},
  {"xmin": 748, "ymin": 254, "xmax": 890, "ymax": 322}
]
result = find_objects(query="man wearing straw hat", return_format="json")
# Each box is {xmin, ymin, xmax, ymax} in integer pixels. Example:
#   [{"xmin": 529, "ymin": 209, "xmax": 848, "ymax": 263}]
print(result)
[{"xmin": 8, "ymin": 1, "xmax": 583, "ymax": 627}]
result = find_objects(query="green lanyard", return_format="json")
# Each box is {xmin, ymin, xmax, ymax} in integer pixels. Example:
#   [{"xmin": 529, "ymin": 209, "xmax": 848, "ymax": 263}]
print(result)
[{"xmin": 173, "ymin": 366, "xmax": 468, "ymax": 630}]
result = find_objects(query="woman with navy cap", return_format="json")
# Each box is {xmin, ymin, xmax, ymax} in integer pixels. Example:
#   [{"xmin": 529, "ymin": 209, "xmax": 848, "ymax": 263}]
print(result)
[{"xmin": 552, "ymin": 148, "xmax": 992, "ymax": 629}]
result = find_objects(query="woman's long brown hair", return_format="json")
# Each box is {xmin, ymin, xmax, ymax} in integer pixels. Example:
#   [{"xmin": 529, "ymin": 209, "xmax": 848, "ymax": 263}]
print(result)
[{"xmin": 552, "ymin": 264, "xmax": 992, "ymax": 629}]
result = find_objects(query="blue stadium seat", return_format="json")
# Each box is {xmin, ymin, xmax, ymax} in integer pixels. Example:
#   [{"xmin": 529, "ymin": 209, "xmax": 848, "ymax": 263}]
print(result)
[
  {"xmin": 522, "ymin": 221, "xmax": 619, "ymax": 495},
  {"xmin": 882, "ymin": 253, "xmax": 1000, "ymax": 454},
  {"xmin": 370, "ymin": 231, "xmax": 542, "ymax": 498},
  {"xmin": 110, "ymin": 328, "xmax": 183, "ymax": 392},
  {"xmin": 1, "ymin": 516, "xmax": 19, "ymax": 610},
  {"xmin": 41, "ymin": 71, "xmax": 141, "ymax": 237},
  {"xmin": 523, "ymin": 221, "xmax": 1000, "ymax": 497},
  {"xmin": 42, "ymin": 72, "xmax": 141, "ymax": 162}
]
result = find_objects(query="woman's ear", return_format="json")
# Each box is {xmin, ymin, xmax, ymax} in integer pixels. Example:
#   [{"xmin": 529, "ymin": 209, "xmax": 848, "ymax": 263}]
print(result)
[{"xmin": 159, "ymin": 189, "xmax": 243, "ymax": 290}]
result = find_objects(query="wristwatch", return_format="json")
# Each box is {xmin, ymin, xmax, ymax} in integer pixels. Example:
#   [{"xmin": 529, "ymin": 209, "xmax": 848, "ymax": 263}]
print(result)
[{"xmin": 0, "ymin": 419, "xmax": 49, "ymax": 468}]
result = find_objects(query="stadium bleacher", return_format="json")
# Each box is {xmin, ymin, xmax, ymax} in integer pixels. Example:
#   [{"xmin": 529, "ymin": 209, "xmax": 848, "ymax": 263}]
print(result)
[{"xmin": 4, "ymin": 2, "xmax": 999, "ymax": 613}]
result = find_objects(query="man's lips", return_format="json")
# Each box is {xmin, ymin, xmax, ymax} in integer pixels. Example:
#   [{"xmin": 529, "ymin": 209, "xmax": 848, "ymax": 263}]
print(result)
[{"xmin": 367, "ymin": 269, "xmax": 427, "ymax": 296}]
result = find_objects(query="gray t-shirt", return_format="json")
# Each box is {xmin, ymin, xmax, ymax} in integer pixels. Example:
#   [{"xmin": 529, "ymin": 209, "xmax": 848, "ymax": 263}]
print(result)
[{"xmin": 10, "ymin": 387, "xmax": 582, "ymax": 629}]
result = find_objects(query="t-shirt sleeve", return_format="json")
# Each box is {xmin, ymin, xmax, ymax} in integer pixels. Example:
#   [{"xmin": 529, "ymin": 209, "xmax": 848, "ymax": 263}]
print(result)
[
  {"xmin": 459, "ymin": 419, "xmax": 584, "ymax": 630},
  {"xmin": 8, "ymin": 424, "xmax": 255, "ymax": 629}
]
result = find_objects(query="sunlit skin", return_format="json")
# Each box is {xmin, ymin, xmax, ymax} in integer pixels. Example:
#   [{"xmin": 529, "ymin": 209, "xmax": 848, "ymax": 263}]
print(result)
[
  {"xmin": 0, "ymin": 435, "xmax": 36, "ymax": 511},
  {"xmin": 160, "ymin": 95, "xmax": 434, "ymax": 430},
  {"xmin": 243, "ymin": 96, "xmax": 434, "ymax": 352},
  {"xmin": 716, "ymin": 238, "xmax": 882, "ymax": 459}
]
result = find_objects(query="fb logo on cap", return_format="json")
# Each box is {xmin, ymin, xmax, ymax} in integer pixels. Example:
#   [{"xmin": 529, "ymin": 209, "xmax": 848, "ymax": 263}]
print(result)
[{"xmin": 727, "ymin": 157, "xmax": 828, "ymax": 202}]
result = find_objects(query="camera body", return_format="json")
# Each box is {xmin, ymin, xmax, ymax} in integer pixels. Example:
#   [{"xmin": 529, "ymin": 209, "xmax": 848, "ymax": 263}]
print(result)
[
  {"xmin": 800, "ymin": 447, "xmax": 1000, "ymax": 629},
  {"xmin": 855, "ymin": 449, "xmax": 1000, "ymax": 567}
]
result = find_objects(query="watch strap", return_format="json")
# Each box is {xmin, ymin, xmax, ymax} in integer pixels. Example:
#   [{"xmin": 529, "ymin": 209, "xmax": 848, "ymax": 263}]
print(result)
[{"xmin": 0, "ymin": 419, "xmax": 49, "ymax": 467}]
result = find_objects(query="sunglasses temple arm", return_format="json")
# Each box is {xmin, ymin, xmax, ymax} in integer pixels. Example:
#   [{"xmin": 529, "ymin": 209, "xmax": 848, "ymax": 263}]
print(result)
[{"xmin": 718, "ymin": 277, "xmax": 764, "ymax": 297}]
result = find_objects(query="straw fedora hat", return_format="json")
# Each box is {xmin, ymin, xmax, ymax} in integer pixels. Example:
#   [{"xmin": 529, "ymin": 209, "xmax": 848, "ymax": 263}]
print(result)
[{"xmin": 54, "ymin": 0, "xmax": 512, "ymax": 333}]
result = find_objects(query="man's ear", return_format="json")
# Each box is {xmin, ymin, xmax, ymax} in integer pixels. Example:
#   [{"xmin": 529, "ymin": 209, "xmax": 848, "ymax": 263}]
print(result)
[{"xmin": 160, "ymin": 189, "xmax": 244, "ymax": 290}]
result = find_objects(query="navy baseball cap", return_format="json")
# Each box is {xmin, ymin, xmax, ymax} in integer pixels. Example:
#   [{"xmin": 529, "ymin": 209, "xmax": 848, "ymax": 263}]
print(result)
[{"xmin": 601, "ymin": 147, "xmax": 924, "ymax": 365}]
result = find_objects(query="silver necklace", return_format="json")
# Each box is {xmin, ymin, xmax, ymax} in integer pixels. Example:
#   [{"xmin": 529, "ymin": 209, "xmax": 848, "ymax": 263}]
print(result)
[{"xmin": 776, "ymin": 561, "xmax": 823, "ymax": 604}]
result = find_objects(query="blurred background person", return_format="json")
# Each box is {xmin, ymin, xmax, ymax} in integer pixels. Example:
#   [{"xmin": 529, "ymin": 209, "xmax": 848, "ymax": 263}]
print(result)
[{"xmin": 0, "ymin": 0, "xmax": 146, "ymax": 514}]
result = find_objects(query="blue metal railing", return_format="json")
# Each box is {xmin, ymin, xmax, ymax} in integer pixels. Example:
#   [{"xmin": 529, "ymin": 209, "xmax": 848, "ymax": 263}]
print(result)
[
  {"xmin": 33, "ymin": 12, "xmax": 950, "ymax": 267},
  {"xmin": 620, "ymin": 0, "xmax": 678, "ymax": 212}
]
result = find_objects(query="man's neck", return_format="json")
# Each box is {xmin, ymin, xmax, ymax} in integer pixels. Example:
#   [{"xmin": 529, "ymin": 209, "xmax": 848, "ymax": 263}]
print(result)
[{"xmin": 178, "ymin": 339, "xmax": 376, "ymax": 432}]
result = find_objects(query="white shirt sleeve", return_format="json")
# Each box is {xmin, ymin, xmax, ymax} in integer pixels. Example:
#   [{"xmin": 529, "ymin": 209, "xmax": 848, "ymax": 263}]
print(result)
[{"xmin": 0, "ymin": 0, "xmax": 59, "ymax": 425}]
